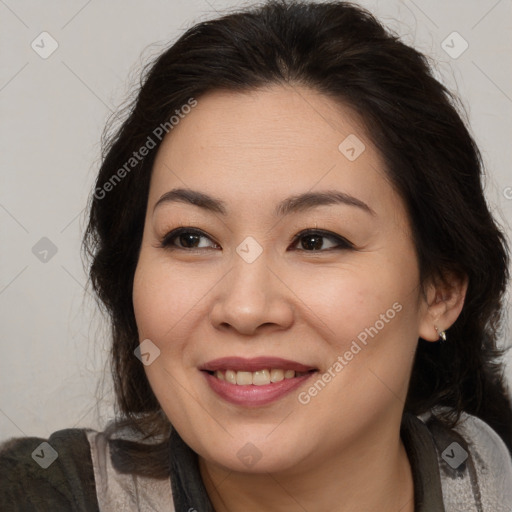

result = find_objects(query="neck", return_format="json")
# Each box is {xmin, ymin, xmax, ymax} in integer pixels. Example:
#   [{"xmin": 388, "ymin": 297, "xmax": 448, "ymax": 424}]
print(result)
[{"xmin": 199, "ymin": 421, "xmax": 414, "ymax": 512}]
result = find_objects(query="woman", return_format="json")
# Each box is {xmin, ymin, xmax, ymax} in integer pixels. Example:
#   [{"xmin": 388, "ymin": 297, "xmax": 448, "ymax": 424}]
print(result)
[{"xmin": 1, "ymin": 1, "xmax": 511, "ymax": 510}]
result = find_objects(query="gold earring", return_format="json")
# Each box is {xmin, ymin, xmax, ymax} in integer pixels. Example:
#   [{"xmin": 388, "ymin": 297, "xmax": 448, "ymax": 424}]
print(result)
[{"xmin": 434, "ymin": 326, "xmax": 447, "ymax": 342}]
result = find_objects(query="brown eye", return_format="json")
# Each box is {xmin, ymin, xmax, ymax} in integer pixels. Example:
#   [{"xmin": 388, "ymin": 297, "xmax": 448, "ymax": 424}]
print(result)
[
  {"xmin": 290, "ymin": 229, "xmax": 353, "ymax": 252},
  {"xmin": 177, "ymin": 232, "xmax": 202, "ymax": 248},
  {"xmin": 160, "ymin": 228, "xmax": 219, "ymax": 250},
  {"xmin": 300, "ymin": 234, "xmax": 325, "ymax": 251}
]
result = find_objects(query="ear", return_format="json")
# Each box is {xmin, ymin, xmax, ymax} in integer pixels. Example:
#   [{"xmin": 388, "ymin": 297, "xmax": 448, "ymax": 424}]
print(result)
[{"xmin": 418, "ymin": 272, "xmax": 468, "ymax": 342}]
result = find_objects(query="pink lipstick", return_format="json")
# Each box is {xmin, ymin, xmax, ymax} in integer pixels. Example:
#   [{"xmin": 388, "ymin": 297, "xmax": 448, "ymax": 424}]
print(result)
[{"xmin": 200, "ymin": 357, "xmax": 317, "ymax": 407}]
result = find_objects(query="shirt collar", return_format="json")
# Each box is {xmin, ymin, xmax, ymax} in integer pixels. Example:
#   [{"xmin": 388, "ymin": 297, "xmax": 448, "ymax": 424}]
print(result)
[{"xmin": 168, "ymin": 413, "xmax": 445, "ymax": 512}]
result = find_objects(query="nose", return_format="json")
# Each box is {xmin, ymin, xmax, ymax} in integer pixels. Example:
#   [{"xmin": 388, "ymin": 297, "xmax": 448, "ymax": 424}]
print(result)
[{"xmin": 208, "ymin": 254, "xmax": 295, "ymax": 336}]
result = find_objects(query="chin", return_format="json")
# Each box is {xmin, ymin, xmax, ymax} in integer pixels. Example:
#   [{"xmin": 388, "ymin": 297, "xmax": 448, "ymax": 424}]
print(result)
[{"xmin": 200, "ymin": 443, "xmax": 305, "ymax": 475}]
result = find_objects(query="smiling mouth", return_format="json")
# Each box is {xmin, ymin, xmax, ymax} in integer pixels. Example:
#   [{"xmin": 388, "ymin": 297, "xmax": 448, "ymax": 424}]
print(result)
[
  {"xmin": 206, "ymin": 368, "xmax": 315, "ymax": 386},
  {"xmin": 199, "ymin": 357, "xmax": 318, "ymax": 406}
]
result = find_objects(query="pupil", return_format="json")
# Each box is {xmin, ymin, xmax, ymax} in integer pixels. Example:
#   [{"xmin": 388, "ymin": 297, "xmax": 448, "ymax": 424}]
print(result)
[
  {"xmin": 180, "ymin": 233, "xmax": 200, "ymax": 247},
  {"xmin": 302, "ymin": 235, "xmax": 322, "ymax": 250}
]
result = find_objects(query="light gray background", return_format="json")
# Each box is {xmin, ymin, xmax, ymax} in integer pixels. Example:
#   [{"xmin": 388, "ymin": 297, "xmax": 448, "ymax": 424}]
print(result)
[{"xmin": 1, "ymin": 0, "xmax": 511, "ymax": 442}]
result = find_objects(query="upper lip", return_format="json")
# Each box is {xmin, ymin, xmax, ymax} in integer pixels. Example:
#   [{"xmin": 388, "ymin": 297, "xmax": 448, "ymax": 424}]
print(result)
[{"xmin": 200, "ymin": 357, "xmax": 317, "ymax": 373}]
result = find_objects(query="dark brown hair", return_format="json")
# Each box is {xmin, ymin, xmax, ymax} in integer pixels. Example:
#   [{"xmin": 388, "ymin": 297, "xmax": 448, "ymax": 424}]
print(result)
[{"xmin": 83, "ymin": 0, "xmax": 512, "ymax": 474}]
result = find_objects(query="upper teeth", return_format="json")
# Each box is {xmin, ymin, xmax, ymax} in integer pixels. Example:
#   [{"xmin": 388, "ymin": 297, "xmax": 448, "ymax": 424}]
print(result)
[{"xmin": 214, "ymin": 369, "xmax": 308, "ymax": 386}]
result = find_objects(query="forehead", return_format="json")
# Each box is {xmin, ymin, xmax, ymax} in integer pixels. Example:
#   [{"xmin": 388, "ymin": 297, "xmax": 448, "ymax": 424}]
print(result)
[{"xmin": 149, "ymin": 85, "xmax": 400, "ymax": 220}]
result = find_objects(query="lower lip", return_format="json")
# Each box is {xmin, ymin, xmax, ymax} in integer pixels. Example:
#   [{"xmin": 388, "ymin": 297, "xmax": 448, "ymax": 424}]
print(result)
[{"xmin": 202, "ymin": 371, "xmax": 316, "ymax": 407}]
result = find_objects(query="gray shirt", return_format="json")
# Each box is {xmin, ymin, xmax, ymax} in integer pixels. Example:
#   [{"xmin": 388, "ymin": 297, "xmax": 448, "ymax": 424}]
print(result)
[{"xmin": 1, "ymin": 410, "xmax": 511, "ymax": 511}]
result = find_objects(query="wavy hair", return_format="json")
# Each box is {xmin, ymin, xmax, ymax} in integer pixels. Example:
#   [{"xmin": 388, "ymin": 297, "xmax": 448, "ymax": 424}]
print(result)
[{"xmin": 83, "ymin": 0, "xmax": 512, "ymax": 474}]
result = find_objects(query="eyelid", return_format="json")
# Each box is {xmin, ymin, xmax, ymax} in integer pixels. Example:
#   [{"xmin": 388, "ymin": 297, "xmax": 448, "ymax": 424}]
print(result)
[
  {"xmin": 289, "ymin": 228, "xmax": 354, "ymax": 250},
  {"xmin": 159, "ymin": 226, "xmax": 354, "ymax": 252},
  {"xmin": 159, "ymin": 227, "xmax": 220, "ymax": 250}
]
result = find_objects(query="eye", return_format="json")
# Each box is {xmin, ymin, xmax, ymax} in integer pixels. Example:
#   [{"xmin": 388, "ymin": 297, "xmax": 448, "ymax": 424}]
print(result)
[
  {"xmin": 159, "ymin": 227, "xmax": 353, "ymax": 252},
  {"xmin": 289, "ymin": 229, "xmax": 354, "ymax": 252},
  {"xmin": 159, "ymin": 227, "xmax": 220, "ymax": 250}
]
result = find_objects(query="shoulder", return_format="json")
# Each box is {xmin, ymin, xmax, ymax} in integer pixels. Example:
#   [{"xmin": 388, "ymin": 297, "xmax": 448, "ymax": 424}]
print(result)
[
  {"xmin": 86, "ymin": 424, "xmax": 175, "ymax": 511},
  {"xmin": 423, "ymin": 410, "xmax": 512, "ymax": 511},
  {"xmin": 0, "ymin": 424, "xmax": 176, "ymax": 511},
  {"xmin": 0, "ymin": 428, "xmax": 98, "ymax": 511}
]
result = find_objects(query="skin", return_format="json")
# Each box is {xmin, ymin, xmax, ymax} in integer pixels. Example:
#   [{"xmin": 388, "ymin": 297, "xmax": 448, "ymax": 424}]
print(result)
[{"xmin": 132, "ymin": 85, "xmax": 467, "ymax": 512}]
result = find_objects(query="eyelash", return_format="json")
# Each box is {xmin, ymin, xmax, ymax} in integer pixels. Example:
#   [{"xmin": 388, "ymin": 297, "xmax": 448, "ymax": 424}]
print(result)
[{"xmin": 158, "ymin": 227, "xmax": 354, "ymax": 252}]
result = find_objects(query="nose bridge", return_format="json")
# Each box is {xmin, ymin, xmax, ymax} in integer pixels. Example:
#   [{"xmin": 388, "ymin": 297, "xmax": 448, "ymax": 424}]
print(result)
[
  {"xmin": 226, "ymin": 248, "xmax": 274, "ymax": 315},
  {"xmin": 231, "ymin": 256, "xmax": 268, "ymax": 305},
  {"xmin": 209, "ymin": 243, "xmax": 294, "ymax": 334}
]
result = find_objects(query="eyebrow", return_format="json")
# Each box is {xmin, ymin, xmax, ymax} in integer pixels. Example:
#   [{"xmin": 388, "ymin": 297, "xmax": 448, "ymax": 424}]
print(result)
[{"xmin": 153, "ymin": 187, "xmax": 375, "ymax": 216}]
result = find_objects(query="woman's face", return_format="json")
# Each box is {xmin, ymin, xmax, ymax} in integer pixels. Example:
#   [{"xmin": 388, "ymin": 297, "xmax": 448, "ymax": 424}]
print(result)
[{"xmin": 132, "ymin": 85, "xmax": 432, "ymax": 473}]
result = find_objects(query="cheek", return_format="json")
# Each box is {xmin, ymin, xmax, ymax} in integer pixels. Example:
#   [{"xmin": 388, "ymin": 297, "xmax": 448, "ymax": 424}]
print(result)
[
  {"xmin": 133, "ymin": 260, "xmax": 175, "ymax": 341},
  {"xmin": 291, "ymin": 266, "xmax": 419, "ymax": 421},
  {"xmin": 132, "ymin": 255, "xmax": 200, "ymax": 350},
  {"xmin": 289, "ymin": 260, "xmax": 415, "ymax": 351},
  {"xmin": 132, "ymin": 251, "xmax": 227, "ymax": 373},
  {"xmin": 131, "ymin": 255, "xmax": 210, "ymax": 418}
]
